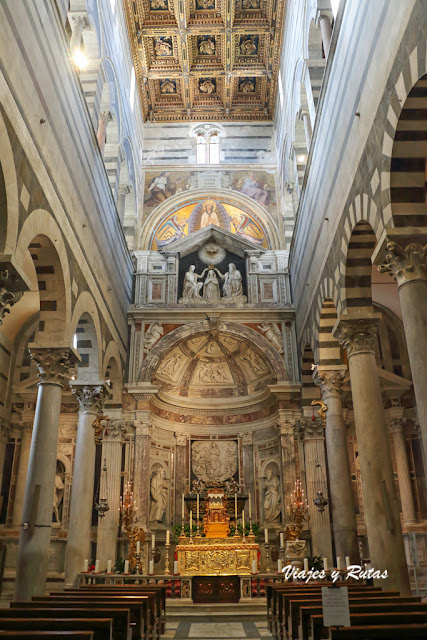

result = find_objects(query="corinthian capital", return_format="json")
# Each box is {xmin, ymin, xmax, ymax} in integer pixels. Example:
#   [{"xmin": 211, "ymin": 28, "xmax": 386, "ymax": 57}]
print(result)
[
  {"xmin": 29, "ymin": 346, "xmax": 79, "ymax": 386},
  {"xmin": 313, "ymin": 366, "xmax": 346, "ymax": 399},
  {"xmin": 135, "ymin": 420, "xmax": 152, "ymax": 437},
  {"xmin": 71, "ymin": 382, "xmax": 106, "ymax": 414},
  {"xmin": 378, "ymin": 238, "xmax": 427, "ymax": 287},
  {"xmin": 98, "ymin": 111, "xmax": 112, "ymax": 124},
  {"xmin": 0, "ymin": 259, "xmax": 30, "ymax": 325},
  {"xmin": 333, "ymin": 314, "xmax": 380, "ymax": 358}
]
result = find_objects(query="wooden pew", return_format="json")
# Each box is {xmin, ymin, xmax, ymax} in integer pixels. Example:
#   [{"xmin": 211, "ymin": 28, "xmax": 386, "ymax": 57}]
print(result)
[
  {"xmin": 0, "ymin": 609, "xmax": 129, "ymax": 640},
  {"xmin": 30, "ymin": 595, "xmax": 152, "ymax": 640},
  {"xmin": 312, "ymin": 611, "xmax": 427, "ymax": 640},
  {"xmin": 299, "ymin": 598, "xmax": 424, "ymax": 640},
  {"xmin": 0, "ymin": 619, "xmax": 112, "ymax": 640},
  {"xmin": 0, "ymin": 633, "xmax": 94, "ymax": 640},
  {"xmin": 330, "ymin": 624, "xmax": 427, "ymax": 639}
]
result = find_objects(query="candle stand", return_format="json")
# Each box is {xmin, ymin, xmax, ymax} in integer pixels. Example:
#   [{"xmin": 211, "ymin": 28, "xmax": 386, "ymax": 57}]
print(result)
[
  {"xmin": 164, "ymin": 539, "xmax": 171, "ymax": 574},
  {"xmin": 264, "ymin": 542, "xmax": 271, "ymax": 574}
]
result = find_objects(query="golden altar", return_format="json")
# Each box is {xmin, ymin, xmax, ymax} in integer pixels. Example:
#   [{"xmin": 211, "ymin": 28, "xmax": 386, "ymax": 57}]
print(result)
[{"xmin": 177, "ymin": 487, "xmax": 259, "ymax": 576}]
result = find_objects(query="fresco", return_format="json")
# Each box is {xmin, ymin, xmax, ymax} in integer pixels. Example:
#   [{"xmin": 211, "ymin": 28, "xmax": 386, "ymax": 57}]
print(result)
[
  {"xmin": 150, "ymin": 198, "xmax": 269, "ymax": 250},
  {"xmin": 143, "ymin": 170, "xmax": 276, "ymax": 210}
]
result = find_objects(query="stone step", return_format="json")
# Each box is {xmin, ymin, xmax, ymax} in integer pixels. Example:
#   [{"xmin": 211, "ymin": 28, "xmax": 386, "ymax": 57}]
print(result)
[{"xmin": 166, "ymin": 599, "xmax": 267, "ymax": 618}]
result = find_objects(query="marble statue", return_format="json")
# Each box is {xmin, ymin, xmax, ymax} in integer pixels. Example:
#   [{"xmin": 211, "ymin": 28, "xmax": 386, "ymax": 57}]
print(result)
[
  {"xmin": 264, "ymin": 467, "xmax": 281, "ymax": 522},
  {"xmin": 192, "ymin": 440, "xmax": 238, "ymax": 482},
  {"xmin": 53, "ymin": 469, "xmax": 64, "ymax": 523},
  {"xmin": 182, "ymin": 265, "xmax": 207, "ymax": 300},
  {"xmin": 149, "ymin": 468, "xmax": 168, "ymax": 522},
  {"xmin": 217, "ymin": 263, "xmax": 244, "ymax": 299},
  {"xmin": 203, "ymin": 269, "xmax": 221, "ymax": 301},
  {"xmin": 144, "ymin": 322, "xmax": 164, "ymax": 353},
  {"xmin": 258, "ymin": 321, "xmax": 284, "ymax": 353}
]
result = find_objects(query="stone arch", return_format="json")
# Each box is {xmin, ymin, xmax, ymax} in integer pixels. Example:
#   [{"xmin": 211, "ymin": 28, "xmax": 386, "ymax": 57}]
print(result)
[
  {"xmin": 0, "ymin": 112, "xmax": 19, "ymax": 254},
  {"xmin": 70, "ymin": 292, "xmax": 103, "ymax": 380},
  {"xmin": 140, "ymin": 188, "xmax": 279, "ymax": 250},
  {"xmin": 317, "ymin": 298, "xmax": 342, "ymax": 367},
  {"xmin": 15, "ymin": 214, "xmax": 73, "ymax": 345},
  {"xmin": 343, "ymin": 220, "xmax": 377, "ymax": 313},
  {"xmin": 103, "ymin": 341, "xmax": 123, "ymax": 405},
  {"xmin": 139, "ymin": 319, "xmax": 288, "ymax": 384},
  {"xmin": 301, "ymin": 344, "xmax": 320, "ymax": 411}
]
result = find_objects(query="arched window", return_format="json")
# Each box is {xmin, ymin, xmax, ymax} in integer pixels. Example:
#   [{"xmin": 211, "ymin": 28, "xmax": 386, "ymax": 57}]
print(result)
[
  {"xmin": 196, "ymin": 134, "xmax": 207, "ymax": 164},
  {"xmin": 191, "ymin": 124, "xmax": 224, "ymax": 164},
  {"xmin": 209, "ymin": 133, "xmax": 220, "ymax": 164}
]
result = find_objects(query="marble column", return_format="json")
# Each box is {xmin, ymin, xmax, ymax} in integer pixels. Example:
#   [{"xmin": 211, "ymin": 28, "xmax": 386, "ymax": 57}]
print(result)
[
  {"xmin": 334, "ymin": 313, "xmax": 410, "ymax": 594},
  {"xmin": 117, "ymin": 185, "xmax": 131, "ymax": 225},
  {"xmin": 388, "ymin": 417, "xmax": 417, "ymax": 525},
  {"xmin": 313, "ymin": 367, "xmax": 359, "ymax": 563},
  {"xmin": 175, "ymin": 433, "xmax": 188, "ymax": 522},
  {"xmin": 12, "ymin": 424, "xmax": 33, "ymax": 526},
  {"xmin": 276, "ymin": 420, "xmax": 296, "ymax": 517},
  {"xmin": 378, "ymin": 237, "xmax": 427, "ymax": 476},
  {"xmin": 302, "ymin": 419, "xmax": 333, "ymax": 563},
  {"xmin": 134, "ymin": 418, "xmax": 152, "ymax": 531},
  {"xmin": 240, "ymin": 432, "xmax": 255, "ymax": 519},
  {"xmin": 97, "ymin": 112, "xmax": 112, "ymax": 155},
  {"xmin": 15, "ymin": 347, "xmax": 78, "ymax": 600},
  {"xmin": 0, "ymin": 419, "xmax": 10, "ymax": 486},
  {"xmin": 316, "ymin": 13, "xmax": 333, "ymax": 58},
  {"xmin": 299, "ymin": 109, "xmax": 313, "ymax": 150},
  {"xmin": 64, "ymin": 383, "xmax": 106, "ymax": 586},
  {"xmin": 97, "ymin": 420, "xmax": 124, "ymax": 570},
  {"xmin": 69, "ymin": 15, "xmax": 87, "ymax": 55}
]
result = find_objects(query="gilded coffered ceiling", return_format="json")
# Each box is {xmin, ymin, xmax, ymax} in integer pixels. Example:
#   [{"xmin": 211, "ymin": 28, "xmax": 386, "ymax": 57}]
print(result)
[{"xmin": 123, "ymin": 0, "xmax": 286, "ymax": 122}]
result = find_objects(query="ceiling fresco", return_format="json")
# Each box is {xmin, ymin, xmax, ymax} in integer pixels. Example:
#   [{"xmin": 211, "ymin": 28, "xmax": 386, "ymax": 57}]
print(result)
[{"xmin": 122, "ymin": 0, "xmax": 286, "ymax": 122}]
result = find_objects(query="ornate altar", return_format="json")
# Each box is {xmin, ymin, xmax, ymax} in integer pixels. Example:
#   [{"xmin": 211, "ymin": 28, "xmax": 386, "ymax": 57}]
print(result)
[{"xmin": 177, "ymin": 488, "xmax": 259, "ymax": 576}]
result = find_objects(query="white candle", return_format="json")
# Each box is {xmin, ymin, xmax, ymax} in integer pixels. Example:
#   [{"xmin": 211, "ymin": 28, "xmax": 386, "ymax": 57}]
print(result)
[
  {"xmin": 83, "ymin": 559, "xmax": 88, "ymax": 572},
  {"xmin": 95, "ymin": 559, "xmax": 100, "ymax": 573},
  {"xmin": 337, "ymin": 556, "xmax": 343, "ymax": 569},
  {"xmin": 197, "ymin": 493, "xmax": 199, "ymax": 520},
  {"xmin": 174, "ymin": 560, "xmax": 178, "ymax": 574},
  {"xmin": 345, "ymin": 556, "xmax": 351, "ymax": 568},
  {"xmin": 248, "ymin": 492, "xmax": 252, "ymax": 520},
  {"xmin": 304, "ymin": 558, "xmax": 309, "ymax": 572},
  {"xmin": 277, "ymin": 559, "xmax": 282, "ymax": 573},
  {"xmin": 280, "ymin": 532, "xmax": 284, "ymax": 548},
  {"xmin": 182, "ymin": 493, "xmax": 185, "ymax": 519},
  {"xmin": 107, "ymin": 560, "xmax": 112, "ymax": 573},
  {"xmin": 166, "ymin": 530, "xmax": 170, "ymax": 545},
  {"xmin": 151, "ymin": 534, "xmax": 156, "ymax": 550},
  {"xmin": 136, "ymin": 541, "xmax": 140, "ymax": 554},
  {"xmin": 234, "ymin": 493, "xmax": 237, "ymax": 520},
  {"xmin": 252, "ymin": 559, "xmax": 257, "ymax": 574},
  {"xmin": 242, "ymin": 509, "xmax": 245, "ymax": 533},
  {"xmin": 124, "ymin": 560, "xmax": 129, "ymax": 574},
  {"xmin": 323, "ymin": 557, "xmax": 329, "ymax": 571},
  {"xmin": 189, "ymin": 510, "xmax": 192, "ymax": 532},
  {"xmin": 149, "ymin": 560, "xmax": 154, "ymax": 574},
  {"xmin": 264, "ymin": 528, "xmax": 268, "ymax": 544}
]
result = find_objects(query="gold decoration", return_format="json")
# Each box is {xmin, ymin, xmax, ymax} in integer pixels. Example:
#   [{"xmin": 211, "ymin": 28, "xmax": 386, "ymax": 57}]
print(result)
[
  {"xmin": 311, "ymin": 399, "xmax": 327, "ymax": 426},
  {"xmin": 119, "ymin": 480, "xmax": 145, "ymax": 572}
]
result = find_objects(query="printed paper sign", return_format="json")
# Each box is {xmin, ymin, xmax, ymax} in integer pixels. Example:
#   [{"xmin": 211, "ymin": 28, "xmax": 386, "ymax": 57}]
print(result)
[{"xmin": 322, "ymin": 586, "xmax": 351, "ymax": 628}]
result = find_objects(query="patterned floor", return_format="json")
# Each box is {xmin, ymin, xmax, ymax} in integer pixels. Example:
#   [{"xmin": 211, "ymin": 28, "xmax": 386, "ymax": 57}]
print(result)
[{"xmin": 164, "ymin": 618, "xmax": 273, "ymax": 639}]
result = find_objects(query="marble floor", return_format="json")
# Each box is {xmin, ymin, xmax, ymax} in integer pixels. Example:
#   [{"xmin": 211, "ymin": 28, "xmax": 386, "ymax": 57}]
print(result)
[{"xmin": 163, "ymin": 618, "xmax": 273, "ymax": 639}]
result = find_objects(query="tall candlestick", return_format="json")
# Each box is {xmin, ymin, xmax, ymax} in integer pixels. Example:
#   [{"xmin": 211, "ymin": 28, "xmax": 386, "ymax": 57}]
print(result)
[
  {"xmin": 234, "ymin": 493, "xmax": 237, "ymax": 520},
  {"xmin": 166, "ymin": 529, "xmax": 170, "ymax": 545},
  {"xmin": 151, "ymin": 534, "xmax": 156, "ymax": 550},
  {"xmin": 182, "ymin": 493, "xmax": 185, "ymax": 519},
  {"xmin": 242, "ymin": 509, "xmax": 245, "ymax": 533},
  {"xmin": 248, "ymin": 492, "xmax": 252, "ymax": 520},
  {"xmin": 197, "ymin": 493, "xmax": 199, "ymax": 520},
  {"xmin": 190, "ymin": 510, "xmax": 192, "ymax": 533}
]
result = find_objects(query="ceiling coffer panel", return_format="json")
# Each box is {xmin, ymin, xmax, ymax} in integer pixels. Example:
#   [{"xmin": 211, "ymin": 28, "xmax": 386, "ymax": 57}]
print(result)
[{"xmin": 123, "ymin": 0, "xmax": 286, "ymax": 121}]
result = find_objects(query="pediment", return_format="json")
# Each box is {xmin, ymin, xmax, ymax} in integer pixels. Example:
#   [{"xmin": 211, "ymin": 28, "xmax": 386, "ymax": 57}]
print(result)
[{"xmin": 160, "ymin": 224, "xmax": 265, "ymax": 258}]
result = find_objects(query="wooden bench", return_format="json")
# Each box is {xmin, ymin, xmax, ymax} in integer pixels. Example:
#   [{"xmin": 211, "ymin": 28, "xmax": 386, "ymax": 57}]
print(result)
[
  {"xmin": 0, "ymin": 633, "xmax": 94, "ymax": 640},
  {"xmin": 299, "ymin": 598, "xmax": 425, "ymax": 640},
  {"xmin": 330, "ymin": 624, "xmax": 427, "ymax": 639},
  {"xmin": 312, "ymin": 611, "xmax": 427, "ymax": 640},
  {"xmin": 29, "ymin": 595, "xmax": 151, "ymax": 640},
  {"xmin": 5, "ymin": 607, "xmax": 130, "ymax": 640},
  {"xmin": 0, "ymin": 619, "xmax": 112, "ymax": 640}
]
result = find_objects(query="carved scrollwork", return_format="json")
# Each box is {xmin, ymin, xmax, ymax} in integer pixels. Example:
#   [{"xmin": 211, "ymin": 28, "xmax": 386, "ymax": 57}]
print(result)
[
  {"xmin": 29, "ymin": 348, "xmax": 78, "ymax": 386},
  {"xmin": 333, "ymin": 319, "xmax": 378, "ymax": 357},
  {"xmin": 378, "ymin": 238, "xmax": 427, "ymax": 287}
]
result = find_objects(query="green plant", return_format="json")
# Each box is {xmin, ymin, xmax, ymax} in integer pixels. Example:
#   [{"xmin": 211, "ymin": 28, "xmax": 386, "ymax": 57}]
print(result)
[
  {"xmin": 307, "ymin": 555, "xmax": 324, "ymax": 571},
  {"xmin": 228, "ymin": 522, "xmax": 260, "ymax": 541},
  {"xmin": 115, "ymin": 557, "xmax": 125, "ymax": 573},
  {"xmin": 173, "ymin": 522, "xmax": 205, "ymax": 542}
]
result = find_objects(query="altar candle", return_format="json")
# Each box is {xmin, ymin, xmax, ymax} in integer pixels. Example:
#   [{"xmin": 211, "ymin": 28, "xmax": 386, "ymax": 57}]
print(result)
[
  {"xmin": 248, "ymin": 492, "xmax": 252, "ymax": 520},
  {"xmin": 234, "ymin": 493, "xmax": 237, "ymax": 520},
  {"xmin": 264, "ymin": 528, "xmax": 268, "ymax": 544},
  {"xmin": 182, "ymin": 493, "xmax": 185, "ymax": 519},
  {"xmin": 149, "ymin": 560, "xmax": 154, "ymax": 574},
  {"xmin": 280, "ymin": 532, "xmax": 284, "ymax": 548},
  {"xmin": 95, "ymin": 559, "xmax": 100, "ymax": 573},
  {"xmin": 136, "ymin": 540, "xmax": 140, "ymax": 554},
  {"xmin": 252, "ymin": 559, "xmax": 257, "ymax": 574},
  {"xmin": 151, "ymin": 534, "xmax": 156, "ymax": 550},
  {"xmin": 83, "ymin": 559, "xmax": 88, "ymax": 572},
  {"xmin": 337, "ymin": 556, "xmax": 343, "ymax": 570},
  {"xmin": 345, "ymin": 556, "xmax": 351, "ymax": 568},
  {"xmin": 124, "ymin": 560, "xmax": 129, "ymax": 574},
  {"xmin": 304, "ymin": 558, "xmax": 309, "ymax": 572},
  {"xmin": 197, "ymin": 493, "xmax": 199, "ymax": 520},
  {"xmin": 190, "ymin": 510, "xmax": 192, "ymax": 532},
  {"xmin": 107, "ymin": 560, "xmax": 112, "ymax": 573},
  {"xmin": 277, "ymin": 559, "xmax": 282, "ymax": 573},
  {"xmin": 323, "ymin": 557, "xmax": 328, "ymax": 571},
  {"xmin": 166, "ymin": 530, "xmax": 170, "ymax": 545},
  {"xmin": 174, "ymin": 560, "xmax": 178, "ymax": 575},
  {"xmin": 242, "ymin": 509, "xmax": 245, "ymax": 533}
]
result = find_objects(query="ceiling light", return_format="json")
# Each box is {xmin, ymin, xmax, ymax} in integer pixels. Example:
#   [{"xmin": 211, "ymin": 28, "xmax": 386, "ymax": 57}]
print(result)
[
  {"xmin": 73, "ymin": 50, "xmax": 88, "ymax": 70},
  {"xmin": 297, "ymin": 154, "xmax": 306, "ymax": 163}
]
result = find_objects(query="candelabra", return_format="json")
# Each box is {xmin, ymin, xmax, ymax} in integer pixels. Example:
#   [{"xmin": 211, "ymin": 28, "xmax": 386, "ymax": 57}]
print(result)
[
  {"xmin": 264, "ymin": 541, "xmax": 271, "ymax": 574},
  {"xmin": 280, "ymin": 538, "xmax": 285, "ymax": 567},
  {"xmin": 164, "ymin": 539, "xmax": 171, "ymax": 574},
  {"xmin": 119, "ymin": 479, "xmax": 144, "ymax": 573},
  {"xmin": 288, "ymin": 477, "xmax": 309, "ymax": 539}
]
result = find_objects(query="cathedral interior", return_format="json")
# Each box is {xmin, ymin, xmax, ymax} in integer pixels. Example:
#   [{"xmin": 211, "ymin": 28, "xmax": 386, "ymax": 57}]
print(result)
[{"xmin": 1, "ymin": 0, "xmax": 427, "ymax": 630}]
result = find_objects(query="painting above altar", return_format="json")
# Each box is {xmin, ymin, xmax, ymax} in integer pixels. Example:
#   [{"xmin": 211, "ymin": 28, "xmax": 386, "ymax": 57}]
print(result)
[{"xmin": 149, "ymin": 197, "xmax": 269, "ymax": 250}]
